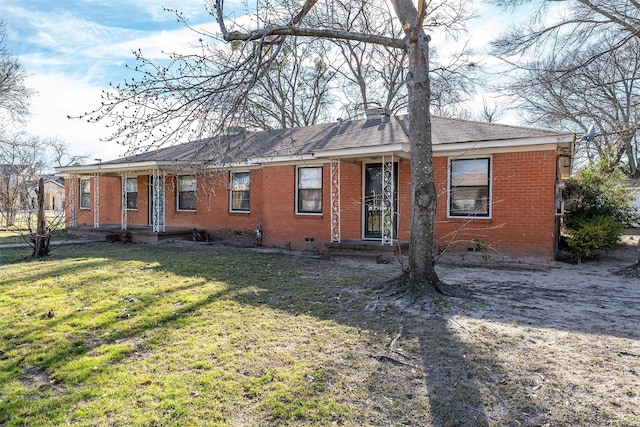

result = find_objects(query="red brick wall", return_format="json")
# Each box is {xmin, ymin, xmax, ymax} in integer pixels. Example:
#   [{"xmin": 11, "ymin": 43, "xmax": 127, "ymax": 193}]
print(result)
[
  {"xmin": 433, "ymin": 150, "xmax": 558, "ymax": 258},
  {"xmin": 68, "ymin": 148, "xmax": 559, "ymax": 257}
]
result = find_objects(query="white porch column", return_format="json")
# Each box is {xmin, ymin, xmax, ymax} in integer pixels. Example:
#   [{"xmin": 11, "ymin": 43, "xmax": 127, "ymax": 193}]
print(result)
[
  {"xmin": 151, "ymin": 169, "xmax": 166, "ymax": 233},
  {"xmin": 68, "ymin": 174, "xmax": 78, "ymax": 228},
  {"xmin": 381, "ymin": 155, "xmax": 395, "ymax": 245},
  {"xmin": 121, "ymin": 171, "xmax": 128, "ymax": 231},
  {"xmin": 330, "ymin": 159, "xmax": 341, "ymax": 242},
  {"xmin": 93, "ymin": 173, "xmax": 100, "ymax": 228}
]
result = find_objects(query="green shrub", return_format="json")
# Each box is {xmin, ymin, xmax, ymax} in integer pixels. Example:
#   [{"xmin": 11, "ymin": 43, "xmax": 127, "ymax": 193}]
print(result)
[
  {"xmin": 566, "ymin": 216, "xmax": 624, "ymax": 263},
  {"xmin": 563, "ymin": 160, "xmax": 639, "ymax": 229}
]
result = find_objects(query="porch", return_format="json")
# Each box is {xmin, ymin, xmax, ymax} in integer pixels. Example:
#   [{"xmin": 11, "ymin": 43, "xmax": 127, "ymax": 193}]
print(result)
[
  {"xmin": 68, "ymin": 225, "xmax": 206, "ymax": 244},
  {"xmin": 326, "ymin": 240, "xmax": 409, "ymax": 262}
]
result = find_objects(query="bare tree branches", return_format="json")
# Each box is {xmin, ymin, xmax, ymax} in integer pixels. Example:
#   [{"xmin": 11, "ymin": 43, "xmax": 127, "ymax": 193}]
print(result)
[
  {"xmin": 490, "ymin": 0, "xmax": 640, "ymax": 68},
  {"xmin": 0, "ymin": 20, "xmax": 32, "ymax": 126},
  {"xmin": 501, "ymin": 34, "xmax": 640, "ymax": 174}
]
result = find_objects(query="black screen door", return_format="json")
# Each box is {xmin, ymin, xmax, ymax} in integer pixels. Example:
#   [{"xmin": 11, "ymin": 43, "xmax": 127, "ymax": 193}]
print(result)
[{"xmin": 364, "ymin": 163, "xmax": 397, "ymax": 239}]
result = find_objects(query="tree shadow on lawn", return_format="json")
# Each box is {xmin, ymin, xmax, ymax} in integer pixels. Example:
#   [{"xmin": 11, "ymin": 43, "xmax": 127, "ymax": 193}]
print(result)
[{"xmin": 2, "ymin": 242, "xmax": 637, "ymax": 426}]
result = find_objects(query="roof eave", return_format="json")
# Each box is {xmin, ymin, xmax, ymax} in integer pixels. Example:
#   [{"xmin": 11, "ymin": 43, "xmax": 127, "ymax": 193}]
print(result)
[
  {"xmin": 54, "ymin": 160, "xmax": 188, "ymax": 176},
  {"xmin": 433, "ymin": 134, "xmax": 575, "ymax": 153}
]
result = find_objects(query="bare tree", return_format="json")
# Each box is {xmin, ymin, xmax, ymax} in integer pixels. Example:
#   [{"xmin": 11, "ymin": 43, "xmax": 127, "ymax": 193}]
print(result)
[
  {"xmin": 49, "ymin": 138, "xmax": 88, "ymax": 167},
  {"xmin": 490, "ymin": 0, "xmax": 640, "ymax": 67},
  {"xmin": 326, "ymin": 1, "xmax": 477, "ymax": 119},
  {"xmin": 0, "ymin": 132, "xmax": 43, "ymax": 227},
  {"xmin": 501, "ymin": 37, "xmax": 640, "ymax": 174},
  {"xmin": 476, "ymin": 97, "xmax": 504, "ymax": 123},
  {"xmin": 242, "ymin": 38, "xmax": 338, "ymax": 130},
  {"xmin": 0, "ymin": 20, "xmax": 32, "ymax": 126},
  {"xmin": 85, "ymin": 0, "xmax": 482, "ymax": 293},
  {"xmin": 0, "ymin": 132, "xmax": 77, "ymax": 256}
]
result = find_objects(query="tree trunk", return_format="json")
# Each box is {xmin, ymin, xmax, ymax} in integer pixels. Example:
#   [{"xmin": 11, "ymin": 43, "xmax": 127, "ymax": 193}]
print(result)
[
  {"xmin": 33, "ymin": 177, "xmax": 48, "ymax": 257},
  {"xmin": 392, "ymin": 0, "xmax": 441, "ymax": 292}
]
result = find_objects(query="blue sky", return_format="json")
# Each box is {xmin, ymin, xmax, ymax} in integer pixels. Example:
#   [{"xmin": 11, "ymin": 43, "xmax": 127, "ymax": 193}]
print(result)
[
  {"xmin": 1, "ymin": 0, "xmax": 220, "ymax": 161},
  {"xmin": 0, "ymin": 0, "xmax": 530, "ymax": 163}
]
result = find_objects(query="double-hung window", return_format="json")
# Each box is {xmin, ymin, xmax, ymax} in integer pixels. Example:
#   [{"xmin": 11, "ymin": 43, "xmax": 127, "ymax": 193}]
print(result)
[
  {"xmin": 125, "ymin": 177, "xmax": 138, "ymax": 210},
  {"xmin": 230, "ymin": 172, "xmax": 250, "ymax": 212},
  {"xmin": 297, "ymin": 166, "xmax": 322, "ymax": 214},
  {"xmin": 177, "ymin": 175, "xmax": 197, "ymax": 211},
  {"xmin": 449, "ymin": 158, "xmax": 491, "ymax": 217},
  {"xmin": 79, "ymin": 178, "xmax": 90, "ymax": 209}
]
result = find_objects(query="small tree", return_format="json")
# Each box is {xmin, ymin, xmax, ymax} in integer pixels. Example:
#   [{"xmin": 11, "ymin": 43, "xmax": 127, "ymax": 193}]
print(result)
[{"xmin": 564, "ymin": 161, "xmax": 638, "ymax": 229}]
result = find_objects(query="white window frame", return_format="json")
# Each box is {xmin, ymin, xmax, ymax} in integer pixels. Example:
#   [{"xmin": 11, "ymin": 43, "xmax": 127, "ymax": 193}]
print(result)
[
  {"xmin": 125, "ymin": 177, "xmax": 138, "ymax": 210},
  {"xmin": 79, "ymin": 178, "xmax": 90, "ymax": 209},
  {"xmin": 447, "ymin": 156, "xmax": 492, "ymax": 219},
  {"xmin": 296, "ymin": 166, "xmax": 323, "ymax": 215},
  {"xmin": 177, "ymin": 175, "xmax": 197, "ymax": 212},
  {"xmin": 229, "ymin": 171, "xmax": 250, "ymax": 213}
]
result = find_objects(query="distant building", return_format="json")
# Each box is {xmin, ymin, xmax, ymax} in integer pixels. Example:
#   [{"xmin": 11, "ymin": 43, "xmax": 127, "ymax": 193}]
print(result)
[{"xmin": 26, "ymin": 176, "xmax": 66, "ymax": 211}]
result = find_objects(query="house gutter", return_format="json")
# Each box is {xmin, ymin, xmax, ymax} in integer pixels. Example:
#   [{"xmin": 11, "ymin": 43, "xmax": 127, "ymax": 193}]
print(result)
[{"xmin": 55, "ymin": 160, "xmax": 193, "ymax": 176}]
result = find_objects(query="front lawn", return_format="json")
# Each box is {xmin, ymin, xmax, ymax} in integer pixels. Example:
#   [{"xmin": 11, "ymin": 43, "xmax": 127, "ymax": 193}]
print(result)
[
  {"xmin": 1, "ymin": 241, "xmax": 638, "ymax": 426},
  {"xmin": 0, "ymin": 243, "xmax": 412, "ymax": 426}
]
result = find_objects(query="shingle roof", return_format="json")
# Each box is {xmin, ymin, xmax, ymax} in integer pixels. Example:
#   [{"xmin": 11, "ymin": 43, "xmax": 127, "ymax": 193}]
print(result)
[{"xmin": 101, "ymin": 114, "xmax": 569, "ymax": 166}]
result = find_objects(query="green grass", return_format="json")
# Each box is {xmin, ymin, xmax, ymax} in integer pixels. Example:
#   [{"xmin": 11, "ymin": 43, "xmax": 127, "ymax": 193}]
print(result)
[
  {"xmin": 2, "ymin": 242, "xmax": 638, "ymax": 426},
  {"xmin": 0, "ymin": 230, "xmax": 70, "ymax": 245},
  {"xmin": 0, "ymin": 244, "xmax": 405, "ymax": 426}
]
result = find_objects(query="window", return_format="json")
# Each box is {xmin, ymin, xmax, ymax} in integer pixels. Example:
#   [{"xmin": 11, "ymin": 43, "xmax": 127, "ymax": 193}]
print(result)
[
  {"xmin": 177, "ymin": 175, "xmax": 197, "ymax": 211},
  {"xmin": 449, "ymin": 158, "xmax": 490, "ymax": 217},
  {"xmin": 297, "ymin": 166, "xmax": 322, "ymax": 214},
  {"xmin": 125, "ymin": 177, "xmax": 138, "ymax": 210},
  {"xmin": 230, "ymin": 172, "xmax": 250, "ymax": 212},
  {"xmin": 80, "ymin": 178, "xmax": 90, "ymax": 209}
]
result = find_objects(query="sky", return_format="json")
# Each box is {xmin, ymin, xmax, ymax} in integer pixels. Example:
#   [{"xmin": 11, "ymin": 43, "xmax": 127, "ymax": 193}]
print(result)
[{"xmin": 0, "ymin": 0, "xmax": 527, "ymax": 164}]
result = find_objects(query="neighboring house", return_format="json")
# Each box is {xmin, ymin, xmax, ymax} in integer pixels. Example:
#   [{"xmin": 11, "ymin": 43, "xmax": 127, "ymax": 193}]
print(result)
[
  {"xmin": 26, "ymin": 176, "xmax": 66, "ymax": 211},
  {"xmin": 0, "ymin": 164, "xmax": 32, "ymax": 212},
  {"xmin": 55, "ymin": 111, "xmax": 575, "ymax": 259}
]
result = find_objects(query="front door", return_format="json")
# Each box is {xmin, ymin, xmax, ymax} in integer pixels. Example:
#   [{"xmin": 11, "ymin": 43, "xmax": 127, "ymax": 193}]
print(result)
[{"xmin": 364, "ymin": 162, "xmax": 398, "ymax": 239}]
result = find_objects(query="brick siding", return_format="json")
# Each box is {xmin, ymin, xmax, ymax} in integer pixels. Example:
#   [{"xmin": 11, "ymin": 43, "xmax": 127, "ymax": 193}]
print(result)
[{"xmin": 67, "ymin": 148, "xmax": 559, "ymax": 258}]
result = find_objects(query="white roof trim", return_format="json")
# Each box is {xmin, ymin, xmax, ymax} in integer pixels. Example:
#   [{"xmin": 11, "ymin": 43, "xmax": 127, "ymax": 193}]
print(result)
[
  {"xmin": 310, "ymin": 143, "xmax": 409, "ymax": 159},
  {"xmin": 55, "ymin": 160, "xmax": 190, "ymax": 176},
  {"xmin": 433, "ymin": 134, "xmax": 574, "ymax": 153}
]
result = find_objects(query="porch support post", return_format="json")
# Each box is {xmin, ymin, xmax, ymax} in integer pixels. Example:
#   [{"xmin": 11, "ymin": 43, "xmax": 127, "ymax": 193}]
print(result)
[
  {"xmin": 152, "ymin": 169, "xmax": 166, "ymax": 233},
  {"xmin": 93, "ymin": 173, "xmax": 100, "ymax": 229},
  {"xmin": 121, "ymin": 171, "xmax": 128, "ymax": 231},
  {"xmin": 381, "ymin": 155, "xmax": 394, "ymax": 245},
  {"xmin": 68, "ymin": 174, "xmax": 78, "ymax": 228},
  {"xmin": 330, "ymin": 159, "xmax": 341, "ymax": 243}
]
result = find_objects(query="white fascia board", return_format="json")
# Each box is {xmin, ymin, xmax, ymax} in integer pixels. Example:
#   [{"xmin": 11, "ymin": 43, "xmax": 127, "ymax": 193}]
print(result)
[
  {"xmin": 55, "ymin": 161, "xmax": 182, "ymax": 176},
  {"xmin": 249, "ymin": 153, "xmax": 316, "ymax": 164},
  {"xmin": 310, "ymin": 143, "xmax": 409, "ymax": 159},
  {"xmin": 206, "ymin": 161, "xmax": 261, "ymax": 170},
  {"xmin": 433, "ymin": 134, "xmax": 574, "ymax": 154}
]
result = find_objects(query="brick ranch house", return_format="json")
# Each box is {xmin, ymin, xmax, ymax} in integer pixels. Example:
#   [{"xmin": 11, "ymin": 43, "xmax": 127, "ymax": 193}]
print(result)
[{"xmin": 56, "ymin": 111, "xmax": 575, "ymax": 259}]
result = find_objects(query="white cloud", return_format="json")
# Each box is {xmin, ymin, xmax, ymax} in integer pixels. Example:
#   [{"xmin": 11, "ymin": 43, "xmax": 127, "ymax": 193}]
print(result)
[{"xmin": 23, "ymin": 74, "xmax": 127, "ymax": 162}]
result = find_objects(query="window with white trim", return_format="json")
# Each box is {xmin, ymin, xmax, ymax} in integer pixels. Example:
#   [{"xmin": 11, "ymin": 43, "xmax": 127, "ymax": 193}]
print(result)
[
  {"xmin": 297, "ymin": 166, "xmax": 322, "ymax": 214},
  {"xmin": 449, "ymin": 158, "xmax": 491, "ymax": 217},
  {"xmin": 177, "ymin": 175, "xmax": 197, "ymax": 211},
  {"xmin": 125, "ymin": 177, "xmax": 138, "ymax": 210},
  {"xmin": 230, "ymin": 172, "xmax": 250, "ymax": 212},
  {"xmin": 80, "ymin": 178, "xmax": 90, "ymax": 209}
]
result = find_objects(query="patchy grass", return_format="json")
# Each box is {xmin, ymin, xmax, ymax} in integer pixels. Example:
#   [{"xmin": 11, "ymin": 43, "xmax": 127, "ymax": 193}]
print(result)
[
  {"xmin": 0, "ymin": 243, "xmax": 408, "ymax": 426},
  {"xmin": 0, "ymin": 241, "xmax": 638, "ymax": 426},
  {"xmin": 0, "ymin": 230, "xmax": 70, "ymax": 245}
]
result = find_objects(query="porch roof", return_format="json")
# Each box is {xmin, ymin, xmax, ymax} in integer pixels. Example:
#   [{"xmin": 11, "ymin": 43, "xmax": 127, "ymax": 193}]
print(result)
[{"xmin": 56, "ymin": 114, "xmax": 575, "ymax": 176}]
